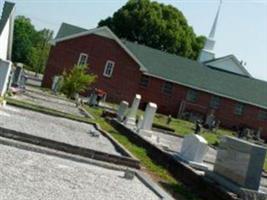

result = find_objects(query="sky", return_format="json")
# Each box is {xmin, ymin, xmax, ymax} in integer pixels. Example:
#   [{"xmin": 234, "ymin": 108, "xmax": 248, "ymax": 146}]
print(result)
[{"xmin": 1, "ymin": 0, "xmax": 267, "ymax": 81}]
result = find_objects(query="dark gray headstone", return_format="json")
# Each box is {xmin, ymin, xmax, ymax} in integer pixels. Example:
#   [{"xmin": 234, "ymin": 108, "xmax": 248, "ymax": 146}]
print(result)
[
  {"xmin": 12, "ymin": 64, "xmax": 23, "ymax": 85},
  {"xmin": 214, "ymin": 136, "xmax": 266, "ymax": 191},
  {"xmin": 239, "ymin": 188, "xmax": 267, "ymax": 200}
]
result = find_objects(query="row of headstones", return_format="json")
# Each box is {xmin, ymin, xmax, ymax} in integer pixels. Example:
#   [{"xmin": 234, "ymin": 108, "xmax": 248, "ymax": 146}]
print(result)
[
  {"xmin": 116, "ymin": 94, "xmax": 157, "ymax": 133},
  {"xmin": 117, "ymin": 94, "xmax": 267, "ymax": 196},
  {"xmin": 116, "ymin": 94, "xmax": 209, "ymax": 168},
  {"xmin": 51, "ymin": 75, "xmax": 63, "ymax": 94}
]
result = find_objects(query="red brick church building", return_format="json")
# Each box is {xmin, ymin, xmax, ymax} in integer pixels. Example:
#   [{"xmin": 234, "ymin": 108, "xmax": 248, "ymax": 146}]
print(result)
[{"xmin": 42, "ymin": 7, "xmax": 267, "ymax": 139}]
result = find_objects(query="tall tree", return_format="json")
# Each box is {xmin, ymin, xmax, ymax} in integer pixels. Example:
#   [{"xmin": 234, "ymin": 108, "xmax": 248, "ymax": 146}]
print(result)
[
  {"xmin": 98, "ymin": 0, "xmax": 205, "ymax": 60},
  {"xmin": 12, "ymin": 16, "xmax": 53, "ymax": 74},
  {"xmin": 12, "ymin": 16, "xmax": 36, "ymax": 64}
]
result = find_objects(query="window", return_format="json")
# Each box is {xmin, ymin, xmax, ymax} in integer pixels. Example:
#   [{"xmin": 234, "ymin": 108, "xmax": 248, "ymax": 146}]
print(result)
[
  {"xmin": 103, "ymin": 60, "xmax": 115, "ymax": 77},
  {"xmin": 186, "ymin": 89, "xmax": 198, "ymax": 102},
  {"xmin": 258, "ymin": 111, "xmax": 267, "ymax": 121},
  {"xmin": 210, "ymin": 96, "xmax": 221, "ymax": 109},
  {"xmin": 139, "ymin": 75, "xmax": 149, "ymax": 87},
  {"xmin": 77, "ymin": 53, "xmax": 88, "ymax": 65},
  {"xmin": 234, "ymin": 103, "xmax": 245, "ymax": 116},
  {"xmin": 162, "ymin": 82, "xmax": 173, "ymax": 94}
]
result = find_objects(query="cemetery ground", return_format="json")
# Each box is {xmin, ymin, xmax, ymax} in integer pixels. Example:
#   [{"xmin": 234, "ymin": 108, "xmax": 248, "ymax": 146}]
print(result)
[
  {"xmin": 4, "ymin": 88, "xmax": 201, "ymax": 200},
  {"xmin": 3, "ymin": 86, "xmax": 267, "ymax": 199}
]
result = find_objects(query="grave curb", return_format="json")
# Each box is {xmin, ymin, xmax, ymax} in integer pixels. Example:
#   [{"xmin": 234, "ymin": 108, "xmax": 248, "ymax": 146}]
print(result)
[
  {"xmin": 78, "ymin": 106, "xmax": 95, "ymax": 119},
  {"xmin": 0, "ymin": 136, "xmax": 173, "ymax": 200},
  {"xmin": 0, "ymin": 136, "xmax": 128, "ymax": 172},
  {"xmin": 135, "ymin": 171, "xmax": 174, "ymax": 200},
  {"xmin": 0, "ymin": 126, "xmax": 140, "ymax": 169},
  {"xmin": 109, "ymin": 118, "xmax": 240, "ymax": 200},
  {"xmin": 5, "ymin": 100, "xmax": 139, "ymax": 162}
]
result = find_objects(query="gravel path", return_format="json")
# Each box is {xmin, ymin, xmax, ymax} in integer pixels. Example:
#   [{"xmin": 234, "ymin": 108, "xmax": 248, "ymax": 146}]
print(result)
[
  {"xmin": 0, "ymin": 143, "xmax": 160, "ymax": 200},
  {"xmin": 0, "ymin": 106, "xmax": 120, "ymax": 156},
  {"xmin": 12, "ymin": 87, "xmax": 83, "ymax": 117}
]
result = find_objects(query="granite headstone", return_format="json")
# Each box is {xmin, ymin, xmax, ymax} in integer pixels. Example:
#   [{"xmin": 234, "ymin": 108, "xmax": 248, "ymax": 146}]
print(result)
[{"xmin": 214, "ymin": 136, "xmax": 266, "ymax": 191}]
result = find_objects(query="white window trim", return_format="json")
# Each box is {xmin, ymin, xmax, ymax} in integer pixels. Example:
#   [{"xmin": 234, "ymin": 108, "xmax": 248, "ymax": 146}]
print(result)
[
  {"xmin": 103, "ymin": 60, "xmax": 115, "ymax": 78},
  {"xmin": 77, "ymin": 53, "xmax": 88, "ymax": 65}
]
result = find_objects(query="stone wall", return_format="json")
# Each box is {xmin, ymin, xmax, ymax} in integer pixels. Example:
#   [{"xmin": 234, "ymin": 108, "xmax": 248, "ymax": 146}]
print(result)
[
  {"xmin": 109, "ymin": 119, "xmax": 240, "ymax": 200},
  {"xmin": 0, "ymin": 126, "xmax": 140, "ymax": 169}
]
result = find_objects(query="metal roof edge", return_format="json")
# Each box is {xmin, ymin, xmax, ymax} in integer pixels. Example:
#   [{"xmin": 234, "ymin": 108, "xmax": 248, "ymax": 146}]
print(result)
[
  {"xmin": 143, "ymin": 72, "xmax": 267, "ymax": 110},
  {"xmin": 52, "ymin": 25, "xmax": 147, "ymax": 72}
]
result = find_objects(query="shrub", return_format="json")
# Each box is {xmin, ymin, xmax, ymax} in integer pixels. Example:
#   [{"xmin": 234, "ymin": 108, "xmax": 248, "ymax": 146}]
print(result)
[{"xmin": 60, "ymin": 64, "xmax": 97, "ymax": 98}]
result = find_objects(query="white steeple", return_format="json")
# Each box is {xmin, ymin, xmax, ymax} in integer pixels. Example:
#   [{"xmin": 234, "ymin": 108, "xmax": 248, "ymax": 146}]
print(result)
[{"xmin": 198, "ymin": 0, "xmax": 222, "ymax": 63}]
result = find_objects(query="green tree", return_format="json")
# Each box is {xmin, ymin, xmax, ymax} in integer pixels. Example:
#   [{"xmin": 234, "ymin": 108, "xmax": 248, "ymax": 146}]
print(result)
[
  {"xmin": 98, "ymin": 0, "xmax": 205, "ymax": 59},
  {"xmin": 61, "ymin": 65, "xmax": 97, "ymax": 98},
  {"xmin": 12, "ymin": 16, "xmax": 53, "ymax": 74},
  {"xmin": 28, "ymin": 29, "xmax": 53, "ymax": 74},
  {"xmin": 12, "ymin": 16, "xmax": 36, "ymax": 64}
]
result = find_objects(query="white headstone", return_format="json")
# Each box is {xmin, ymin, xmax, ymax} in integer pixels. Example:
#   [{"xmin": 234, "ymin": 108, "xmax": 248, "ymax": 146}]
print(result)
[
  {"xmin": 140, "ymin": 102, "xmax": 157, "ymax": 131},
  {"xmin": 117, "ymin": 101, "xmax": 129, "ymax": 121},
  {"xmin": 137, "ymin": 115, "xmax": 143, "ymax": 130},
  {"xmin": 180, "ymin": 134, "xmax": 209, "ymax": 164},
  {"xmin": 0, "ymin": 60, "xmax": 12, "ymax": 97},
  {"xmin": 52, "ymin": 76, "xmax": 60, "ymax": 92},
  {"xmin": 125, "ymin": 94, "xmax": 141, "ymax": 127}
]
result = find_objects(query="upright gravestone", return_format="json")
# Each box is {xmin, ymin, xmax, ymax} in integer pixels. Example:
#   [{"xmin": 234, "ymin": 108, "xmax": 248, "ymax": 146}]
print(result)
[
  {"xmin": 12, "ymin": 63, "xmax": 23, "ymax": 86},
  {"xmin": 51, "ymin": 76, "xmax": 60, "ymax": 93},
  {"xmin": 88, "ymin": 93, "xmax": 98, "ymax": 106},
  {"xmin": 140, "ymin": 102, "xmax": 157, "ymax": 131},
  {"xmin": 7, "ymin": 70, "xmax": 13, "ymax": 89},
  {"xmin": 125, "ymin": 94, "xmax": 141, "ymax": 127},
  {"xmin": 117, "ymin": 101, "xmax": 129, "ymax": 121},
  {"xmin": 211, "ymin": 136, "xmax": 266, "ymax": 193},
  {"xmin": 137, "ymin": 115, "xmax": 143, "ymax": 130},
  {"xmin": 0, "ymin": 60, "xmax": 12, "ymax": 97},
  {"xmin": 178, "ymin": 134, "xmax": 209, "ymax": 170}
]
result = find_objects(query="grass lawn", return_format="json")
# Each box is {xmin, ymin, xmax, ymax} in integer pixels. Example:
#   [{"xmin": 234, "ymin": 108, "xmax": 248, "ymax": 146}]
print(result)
[
  {"xmin": 6, "ymin": 97, "xmax": 201, "ymax": 199},
  {"xmin": 84, "ymin": 105, "xmax": 202, "ymax": 200},
  {"xmin": 5, "ymin": 95, "xmax": 266, "ymax": 199},
  {"xmin": 104, "ymin": 101, "xmax": 235, "ymax": 145},
  {"xmin": 125, "ymin": 107, "xmax": 235, "ymax": 146},
  {"xmin": 153, "ymin": 113, "xmax": 235, "ymax": 145}
]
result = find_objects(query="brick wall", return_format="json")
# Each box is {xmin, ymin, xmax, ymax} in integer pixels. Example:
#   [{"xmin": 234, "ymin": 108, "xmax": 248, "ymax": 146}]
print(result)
[
  {"xmin": 42, "ymin": 34, "xmax": 267, "ymax": 139},
  {"xmin": 42, "ymin": 34, "xmax": 142, "ymax": 103},
  {"xmin": 137, "ymin": 75, "xmax": 267, "ymax": 139}
]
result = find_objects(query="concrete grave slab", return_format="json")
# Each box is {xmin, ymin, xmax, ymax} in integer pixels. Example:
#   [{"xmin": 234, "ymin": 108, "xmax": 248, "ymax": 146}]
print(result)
[{"xmin": 0, "ymin": 139, "xmax": 162, "ymax": 200}]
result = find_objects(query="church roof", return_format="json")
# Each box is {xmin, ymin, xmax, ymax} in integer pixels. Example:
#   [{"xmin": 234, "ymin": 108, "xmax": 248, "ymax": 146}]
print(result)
[
  {"xmin": 55, "ymin": 22, "xmax": 87, "ymax": 39},
  {"xmin": 0, "ymin": 1, "xmax": 15, "ymax": 35},
  {"xmin": 53, "ymin": 23, "xmax": 267, "ymax": 110}
]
